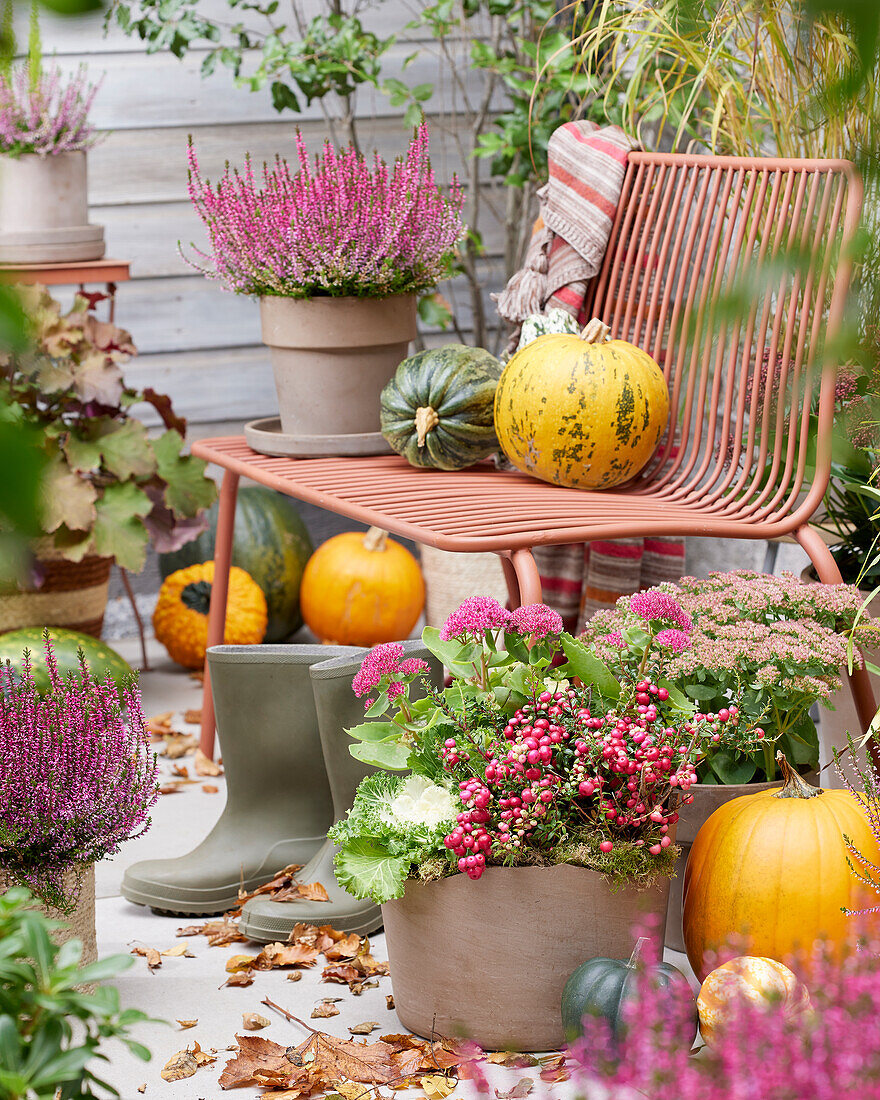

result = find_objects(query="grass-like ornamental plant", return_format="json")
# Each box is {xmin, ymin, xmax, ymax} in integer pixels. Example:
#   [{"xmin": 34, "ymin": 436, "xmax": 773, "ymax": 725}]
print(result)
[
  {"xmin": 0, "ymin": 886, "xmax": 152, "ymax": 1100},
  {"xmin": 580, "ymin": 570, "xmax": 875, "ymax": 784},
  {"xmin": 331, "ymin": 595, "xmax": 764, "ymax": 903},
  {"xmin": 0, "ymin": 64, "xmax": 101, "ymax": 157},
  {"xmin": 186, "ymin": 122, "xmax": 466, "ymax": 298},
  {"xmin": 0, "ymin": 635, "xmax": 158, "ymax": 912}
]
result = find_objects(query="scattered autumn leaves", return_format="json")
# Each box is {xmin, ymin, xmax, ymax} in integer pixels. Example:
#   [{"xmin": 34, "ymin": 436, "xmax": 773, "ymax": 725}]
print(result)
[{"xmin": 148, "ymin": 709, "xmax": 223, "ymax": 795}]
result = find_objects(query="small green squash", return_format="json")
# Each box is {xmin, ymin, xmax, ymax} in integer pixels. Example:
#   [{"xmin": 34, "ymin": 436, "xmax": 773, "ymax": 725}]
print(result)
[
  {"xmin": 380, "ymin": 344, "xmax": 503, "ymax": 471},
  {"xmin": 159, "ymin": 486, "xmax": 313, "ymax": 642},
  {"xmin": 0, "ymin": 627, "xmax": 133, "ymax": 693},
  {"xmin": 561, "ymin": 938, "xmax": 697, "ymax": 1045}
]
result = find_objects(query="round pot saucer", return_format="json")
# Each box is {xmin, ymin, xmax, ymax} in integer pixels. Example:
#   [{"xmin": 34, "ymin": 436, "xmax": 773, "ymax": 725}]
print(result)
[{"xmin": 244, "ymin": 417, "xmax": 395, "ymax": 458}]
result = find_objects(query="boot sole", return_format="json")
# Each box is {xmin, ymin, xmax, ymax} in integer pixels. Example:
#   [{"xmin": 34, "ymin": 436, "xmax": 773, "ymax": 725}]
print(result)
[
  {"xmin": 239, "ymin": 904, "xmax": 384, "ymax": 942},
  {"xmin": 122, "ymin": 878, "xmax": 259, "ymax": 917}
]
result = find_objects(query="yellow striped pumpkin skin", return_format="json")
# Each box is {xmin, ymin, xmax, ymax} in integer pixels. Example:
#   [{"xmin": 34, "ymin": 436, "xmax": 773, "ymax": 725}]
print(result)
[{"xmin": 494, "ymin": 331, "xmax": 669, "ymax": 490}]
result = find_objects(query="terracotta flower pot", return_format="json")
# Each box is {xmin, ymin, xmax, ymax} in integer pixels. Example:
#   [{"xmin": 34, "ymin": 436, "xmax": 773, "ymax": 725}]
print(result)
[
  {"xmin": 0, "ymin": 540, "xmax": 112, "ymax": 637},
  {"xmin": 254, "ymin": 293, "xmax": 417, "ymax": 456},
  {"xmin": 381, "ymin": 864, "xmax": 671, "ymax": 1052},
  {"xmin": 1, "ymin": 863, "xmax": 97, "ymax": 968},
  {"xmin": 0, "ymin": 151, "xmax": 104, "ymax": 263}
]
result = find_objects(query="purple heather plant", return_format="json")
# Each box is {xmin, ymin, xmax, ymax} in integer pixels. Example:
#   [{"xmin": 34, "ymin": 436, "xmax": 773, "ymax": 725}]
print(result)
[
  {"xmin": 0, "ymin": 635, "xmax": 158, "ymax": 912},
  {"xmin": 0, "ymin": 64, "xmax": 101, "ymax": 157},
  {"xmin": 185, "ymin": 122, "xmax": 465, "ymax": 299},
  {"xmin": 553, "ymin": 932, "xmax": 880, "ymax": 1100}
]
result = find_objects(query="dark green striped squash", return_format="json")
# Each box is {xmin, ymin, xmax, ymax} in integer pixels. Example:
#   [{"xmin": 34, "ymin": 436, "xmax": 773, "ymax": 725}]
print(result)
[
  {"xmin": 0, "ymin": 627, "xmax": 132, "ymax": 693},
  {"xmin": 495, "ymin": 318, "xmax": 669, "ymax": 490},
  {"xmin": 380, "ymin": 344, "xmax": 503, "ymax": 471},
  {"xmin": 159, "ymin": 486, "xmax": 313, "ymax": 642}
]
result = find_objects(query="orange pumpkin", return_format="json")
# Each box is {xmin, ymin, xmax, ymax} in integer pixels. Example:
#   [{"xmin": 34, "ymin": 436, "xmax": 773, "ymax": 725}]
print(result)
[
  {"xmin": 683, "ymin": 753, "xmax": 880, "ymax": 980},
  {"xmin": 697, "ymin": 957, "xmax": 810, "ymax": 1045},
  {"xmin": 300, "ymin": 526, "xmax": 425, "ymax": 646}
]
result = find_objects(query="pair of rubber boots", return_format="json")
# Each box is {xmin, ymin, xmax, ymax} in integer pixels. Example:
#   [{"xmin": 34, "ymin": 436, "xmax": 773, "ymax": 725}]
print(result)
[{"xmin": 122, "ymin": 641, "xmax": 440, "ymax": 941}]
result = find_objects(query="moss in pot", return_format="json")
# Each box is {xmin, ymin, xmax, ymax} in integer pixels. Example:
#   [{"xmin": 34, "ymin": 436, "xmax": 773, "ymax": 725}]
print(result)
[{"xmin": 329, "ymin": 594, "xmax": 766, "ymax": 1050}]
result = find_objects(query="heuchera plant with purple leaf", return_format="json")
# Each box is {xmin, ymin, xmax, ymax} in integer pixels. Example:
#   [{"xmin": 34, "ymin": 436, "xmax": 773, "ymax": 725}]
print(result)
[
  {"xmin": 331, "ymin": 594, "xmax": 765, "ymax": 903},
  {"xmin": 0, "ymin": 64, "xmax": 101, "ymax": 157},
  {"xmin": 0, "ymin": 634, "xmax": 159, "ymax": 912},
  {"xmin": 185, "ymin": 122, "xmax": 465, "ymax": 299}
]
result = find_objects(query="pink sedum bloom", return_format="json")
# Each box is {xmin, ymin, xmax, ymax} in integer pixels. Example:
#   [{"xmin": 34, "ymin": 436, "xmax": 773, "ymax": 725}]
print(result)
[
  {"xmin": 509, "ymin": 603, "xmax": 564, "ymax": 639},
  {"xmin": 629, "ymin": 589, "xmax": 694, "ymax": 632},
  {"xmin": 654, "ymin": 628, "xmax": 691, "ymax": 653},
  {"xmin": 351, "ymin": 642, "xmax": 406, "ymax": 697},
  {"xmin": 440, "ymin": 596, "xmax": 512, "ymax": 641}
]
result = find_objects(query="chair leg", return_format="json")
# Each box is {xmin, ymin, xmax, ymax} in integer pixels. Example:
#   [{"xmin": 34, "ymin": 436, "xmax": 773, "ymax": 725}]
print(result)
[
  {"xmin": 795, "ymin": 524, "xmax": 878, "ymax": 746},
  {"xmin": 199, "ymin": 469, "xmax": 240, "ymax": 759},
  {"xmin": 511, "ymin": 548, "xmax": 543, "ymax": 606},
  {"xmin": 497, "ymin": 553, "xmax": 521, "ymax": 609}
]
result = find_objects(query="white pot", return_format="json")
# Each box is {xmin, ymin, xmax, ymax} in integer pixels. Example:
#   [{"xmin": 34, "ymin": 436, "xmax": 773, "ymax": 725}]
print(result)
[{"xmin": 0, "ymin": 150, "xmax": 104, "ymax": 263}]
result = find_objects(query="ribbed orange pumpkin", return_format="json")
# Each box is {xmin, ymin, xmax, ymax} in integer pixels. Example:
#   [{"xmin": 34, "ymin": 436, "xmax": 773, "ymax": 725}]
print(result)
[
  {"xmin": 300, "ymin": 527, "xmax": 425, "ymax": 646},
  {"xmin": 697, "ymin": 957, "xmax": 810, "ymax": 1045},
  {"xmin": 152, "ymin": 561, "xmax": 268, "ymax": 669},
  {"xmin": 683, "ymin": 753, "xmax": 880, "ymax": 980},
  {"xmin": 494, "ymin": 318, "xmax": 669, "ymax": 490}
]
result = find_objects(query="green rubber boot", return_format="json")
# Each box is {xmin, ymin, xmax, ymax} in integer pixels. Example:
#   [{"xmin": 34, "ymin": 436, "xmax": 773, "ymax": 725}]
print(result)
[
  {"xmin": 122, "ymin": 644, "xmax": 361, "ymax": 916},
  {"xmin": 238, "ymin": 640, "xmax": 442, "ymax": 941}
]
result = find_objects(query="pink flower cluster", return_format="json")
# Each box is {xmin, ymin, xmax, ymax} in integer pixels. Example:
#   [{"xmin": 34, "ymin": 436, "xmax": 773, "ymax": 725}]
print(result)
[
  {"xmin": 186, "ymin": 123, "xmax": 465, "ymax": 299},
  {"xmin": 0, "ymin": 638, "xmax": 158, "ymax": 912},
  {"xmin": 0, "ymin": 65, "xmax": 101, "ymax": 157},
  {"xmin": 351, "ymin": 642, "xmax": 428, "ymax": 708},
  {"xmin": 562, "ymin": 932, "xmax": 880, "ymax": 1100},
  {"xmin": 440, "ymin": 597, "xmax": 562, "ymax": 641},
  {"xmin": 629, "ymin": 589, "xmax": 694, "ymax": 632}
]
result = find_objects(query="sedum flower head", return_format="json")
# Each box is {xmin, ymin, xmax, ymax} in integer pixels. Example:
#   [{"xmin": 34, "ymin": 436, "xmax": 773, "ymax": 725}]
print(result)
[
  {"xmin": 440, "ymin": 596, "xmax": 512, "ymax": 641},
  {"xmin": 629, "ymin": 589, "xmax": 694, "ymax": 632},
  {"xmin": 509, "ymin": 603, "xmax": 564, "ymax": 639}
]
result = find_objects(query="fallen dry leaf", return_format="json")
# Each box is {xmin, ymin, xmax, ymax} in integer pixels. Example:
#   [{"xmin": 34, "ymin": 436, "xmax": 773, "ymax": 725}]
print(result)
[
  {"xmin": 202, "ymin": 783, "xmax": 219, "ymax": 793},
  {"xmin": 161, "ymin": 732, "xmax": 199, "ymax": 759},
  {"xmin": 312, "ymin": 1002, "xmax": 341, "ymax": 1019},
  {"xmin": 226, "ymin": 953, "xmax": 257, "ymax": 973},
  {"xmin": 324, "ymin": 933, "xmax": 363, "ymax": 961},
  {"xmin": 421, "ymin": 1074, "xmax": 457, "ymax": 1099},
  {"xmin": 539, "ymin": 1055, "xmax": 569, "ymax": 1084},
  {"xmin": 349, "ymin": 1022, "xmax": 380, "ymax": 1035},
  {"xmin": 252, "ymin": 941, "xmax": 320, "ymax": 971},
  {"xmin": 176, "ymin": 1019, "xmax": 198, "ymax": 1030},
  {"xmin": 486, "ymin": 1053, "xmax": 539, "ymax": 1069},
  {"xmin": 178, "ymin": 916, "xmax": 246, "ymax": 947},
  {"xmin": 184, "ymin": 708, "xmax": 202, "ymax": 723},
  {"xmin": 158, "ymin": 783, "xmax": 183, "ymax": 795},
  {"xmin": 147, "ymin": 711, "xmax": 174, "ymax": 736},
  {"xmin": 386, "ymin": 995, "xmax": 395, "ymax": 1010},
  {"xmin": 287, "ymin": 971, "xmax": 303, "ymax": 982},
  {"xmin": 242, "ymin": 1012, "xmax": 271, "ymax": 1031},
  {"xmin": 137, "ymin": 1086, "xmax": 146, "ymax": 1094},
  {"xmin": 194, "ymin": 748, "xmax": 223, "ymax": 776},
  {"xmin": 495, "ymin": 1080, "xmax": 534, "ymax": 1099},
  {"xmin": 130, "ymin": 946, "xmax": 161, "ymax": 970},
  {"xmin": 332, "ymin": 1083, "xmax": 372, "ymax": 1100},
  {"xmin": 323, "ymin": 963, "xmax": 361, "ymax": 985},
  {"xmin": 351, "ymin": 979, "xmax": 380, "ymax": 996},
  {"xmin": 161, "ymin": 942, "xmax": 193, "ymax": 958},
  {"xmin": 171, "ymin": 763, "xmax": 189, "ymax": 778},
  {"xmin": 223, "ymin": 971, "xmax": 254, "ymax": 988},
  {"xmin": 160, "ymin": 1042, "xmax": 215, "ymax": 1081},
  {"xmin": 219, "ymin": 1036, "xmax": 293, "ymax": 1089}
]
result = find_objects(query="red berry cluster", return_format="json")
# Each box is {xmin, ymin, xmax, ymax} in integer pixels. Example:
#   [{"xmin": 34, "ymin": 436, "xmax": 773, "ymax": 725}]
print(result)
[{"xmin": 440, "ymin": 684, "xmax": 754, "ymax": 880}]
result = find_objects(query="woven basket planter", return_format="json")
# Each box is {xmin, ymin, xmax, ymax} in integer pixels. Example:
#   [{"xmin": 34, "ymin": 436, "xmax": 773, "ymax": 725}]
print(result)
[
  {"xmin": 0, "ymin": 540, "xmax": 112, "ymax": 637},
  {"xmin": 0, "ymin": 863, "xmax": 97, "ymax": 968},
  {"xmin": 419, "ymin": 544, "xmax": 509, "ymax": 629}
]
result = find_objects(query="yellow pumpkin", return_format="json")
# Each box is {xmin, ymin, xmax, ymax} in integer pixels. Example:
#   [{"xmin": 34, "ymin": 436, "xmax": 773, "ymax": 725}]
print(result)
[
  {"xmin": 494, "ymin": 317, "xmax": 669, "ymax": 490},
  {"xmin": 300, "ymin": 526, "xmax": 424, "ymax": 646},
  {"xmin": 683, "ymin": 753, "xmax": 880, "ymax": 980},
  {"xmin": 697, "ymin": 956, "xmax": 810, "ymax": 1045},
  {"xmin": 152, "ymin": 561, "xmax": 268, "ymax": 669}
]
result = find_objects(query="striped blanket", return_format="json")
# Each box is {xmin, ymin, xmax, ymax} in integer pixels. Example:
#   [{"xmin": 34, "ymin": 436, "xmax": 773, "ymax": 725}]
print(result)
[{"xmin": 496, "ymin": 120, "xmax": 686, "ymax": 626}]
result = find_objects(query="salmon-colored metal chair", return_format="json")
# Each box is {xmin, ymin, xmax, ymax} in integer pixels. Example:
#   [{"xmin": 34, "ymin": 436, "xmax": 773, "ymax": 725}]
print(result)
[{"xmin": 193, "ymin": 151, "xmax": 873, "ymax": 757}]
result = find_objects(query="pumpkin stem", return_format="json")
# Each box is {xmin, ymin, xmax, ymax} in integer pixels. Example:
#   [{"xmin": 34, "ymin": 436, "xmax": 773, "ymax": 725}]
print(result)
[
  {"xmin": 362, "ymin": 527, "xmax": 388, "ymax": 552},
  {"xmin": 181, "ymin": 579, "xmax": 212, "ymax": 616},
  {"xmin": 627, "ymin": 936, "xmax": 651, "ymax": 970},
  {"xmin": 415, "ymin": 406, "xmax": 440, "ymax": 448},
  {"xmin": 579, "ymin": 318, "xmax": 612, "ymax": 344},
  {"xmin": 774, "ymin": 751, "xmax": 823, "ymax": 799}
]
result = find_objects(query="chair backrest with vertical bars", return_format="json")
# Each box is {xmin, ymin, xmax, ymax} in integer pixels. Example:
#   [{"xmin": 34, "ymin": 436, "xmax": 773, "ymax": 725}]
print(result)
[{"xmin": 583, "ymin": 152, "xmax": 862, "ymax": 528}]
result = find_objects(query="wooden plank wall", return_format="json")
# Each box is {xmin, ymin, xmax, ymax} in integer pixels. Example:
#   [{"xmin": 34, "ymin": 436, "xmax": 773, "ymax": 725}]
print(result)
[{"xmin": 23, "ymin": 1, "xmax": 512, "ymax": 432}]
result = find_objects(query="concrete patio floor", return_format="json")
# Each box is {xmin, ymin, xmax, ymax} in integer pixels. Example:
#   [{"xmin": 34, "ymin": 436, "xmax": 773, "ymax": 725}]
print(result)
[{"xmin": 94, "ymin": 637, "xmax": 696, "ymax": 1099}]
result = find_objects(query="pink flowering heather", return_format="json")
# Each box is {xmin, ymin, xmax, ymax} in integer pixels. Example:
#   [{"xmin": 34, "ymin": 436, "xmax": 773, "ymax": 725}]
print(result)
[
  {"xmin": 629, "ymin": 589, "xmax": 694, "ymax": 632},
  {"xmin": 0, "ymin": 64, "xmax": 101, "ymax": 157},
  {"xmin": 186, "ymin": 123, "xmax": 465, "ymax": 299},
  {"xmin": 0, "ymin": 637, "xmax": 158, "ymax": 912},
  {"xmin": 440, "ymin": 596, "xmax": 512, "ymax": 641},
  {"xmin": 558, "ymin": 932, "xmax": 880, "ymax": 1100},
  {"xmin": 509, "ymin": 603, "xmax": 564, "ymax": 639}
]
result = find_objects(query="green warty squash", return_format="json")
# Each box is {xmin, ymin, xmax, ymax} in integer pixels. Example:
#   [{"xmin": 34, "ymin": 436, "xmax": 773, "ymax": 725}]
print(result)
[{"xmin": 380, "ymin": 344, "xmax": 503, "ymax": 471}]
